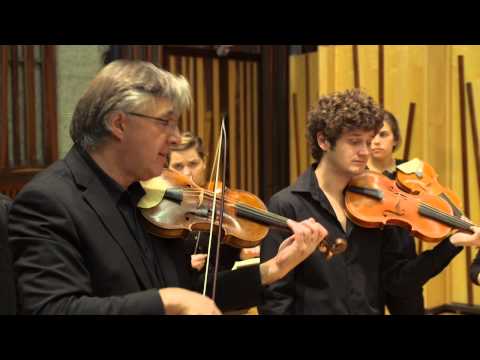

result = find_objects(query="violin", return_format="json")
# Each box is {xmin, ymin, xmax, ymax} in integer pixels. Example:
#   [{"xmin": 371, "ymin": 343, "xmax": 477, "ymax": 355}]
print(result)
[
  {"xmin": 395, "ymin": 159, "xmax": 463, "ymax": 217},
  {"xmin": 138, "ymin": 168, "xmax": 347, "ymax": 258},
  {"xmin": 344, "ymin": 171, "xmax": 475, "ymax": 242}
]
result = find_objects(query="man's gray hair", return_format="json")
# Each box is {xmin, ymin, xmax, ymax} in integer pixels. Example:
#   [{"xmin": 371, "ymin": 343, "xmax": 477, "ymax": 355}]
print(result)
[{"xmin": 70, "ymin": 60, "xmax": 192, "ymax": 150}]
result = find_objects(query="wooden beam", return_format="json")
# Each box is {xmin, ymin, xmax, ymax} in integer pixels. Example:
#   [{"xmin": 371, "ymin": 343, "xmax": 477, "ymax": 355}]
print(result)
[
  {"xmin": 211, "ymin": 58, "xmax": 220, "ymax": 176},
  {"xmin": 42, "ymin": 45, "xmax": 58, "ymax": 163},
  {"xmin": 188, "ymin": 57, "xmax": 195, "ymax": 134},
  {"xmin": 292, "ymin": 93, "xmax": 301, "ymax": 177},
  {"xmin": 458, "ymin": 55, "xmax": 473, "ymax": 306},
  {"xmin": 0, "ymin": 46, "xmax": 8, "ymax": 169},
  {"xmin": 403, "ymin": 102, "xmax": 416, "ymax": 160},
  {"xmin": 11, "ymin": 46, "xmax": 21, "ymax": 165},
  {"xmin": 203, "ymin": 56, "xmax": 213, "ymax": 174},
  {"xmin": 228, "ymin": 60, "xmax": 238, "ymax": 189},
  {"xmin": 403, "ymin": 102, "xmax": 420, "ymax": 254},
  {"xmin": 260, "ymin": 46, "xmax": 289, "ymax": 201},
  {"xmin": 246, "ymin": 61, "xmax": 253, "ymax": 192},
  {"xmin": 219, "ymin": 57, "xmax": 230, "ymax": 185},
  {"xmin": 239, "ymin": 61, "xmax": 246, "ymax": 190},
  {"xmin": 378, "ymin": 45, "xmax": 385, "ymax": 107},
  {"xmin": 466, "ymin": 82, "xmax": 480, "ymax": 211},
  {"xmin": 352, "ymin": 45, "xmax": 360, "ymax": 88},
  {"xmin": 305, "ymin": 54, "xmax": 311, "ymax": 170},
  {"xmin": 252, "ymin": 62, "xmax": 259, "ymax": 195},
  {"xmin": 466, "ymin": 81, "xmax": 480, "ymax": 306},
  {"xmin": 195, "ymin": 58, "xmax": 205, "ymax": 142},
  {"xmin": 235, "ymin": 60, "xmax": 242, "ymax": 189},
  {"xmin": 145, "ymin": 45, "xmax": 153, "ymax": 63},
  {"xmin": 24, "ymin": 45, "xmax": 36, "ymax": 164},
  {"xmin": 132, "ymin": 45, "xmax": 141, "ymax": 60},
  {"xmin": 193, "ymin": 57, "xmax": 199, "ymax": 135},
  {"xmin": 158, "ymin": 46, "xmax": 166, "ymax": 69},
  {"xmin": 120, "ymin": 45, "xmax": 129, "ymax": 59}
]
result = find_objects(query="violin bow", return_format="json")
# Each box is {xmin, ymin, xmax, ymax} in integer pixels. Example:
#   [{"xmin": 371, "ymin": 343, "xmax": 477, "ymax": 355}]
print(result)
[
  {"xmin": 212, "ymin": 118, "xmax": 228, "ymax": 301},
  {"xmin": 202, "ymin": 115, "xmax": 228, "ymax": 301}
]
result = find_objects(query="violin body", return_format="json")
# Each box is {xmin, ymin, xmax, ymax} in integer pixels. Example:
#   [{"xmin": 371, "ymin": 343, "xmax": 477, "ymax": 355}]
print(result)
[
  {"xmin": 345, "ymin": 171, "xmax": 468, "ymax": 242},
  {"xmin": 139, "ymin": 169, "xmax": 269, "ymax": 248}
]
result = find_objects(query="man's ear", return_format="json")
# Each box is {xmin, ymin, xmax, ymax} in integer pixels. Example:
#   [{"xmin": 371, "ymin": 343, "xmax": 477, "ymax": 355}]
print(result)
[
  {"xmin": 317, "ymin": 133, "xmax": 330, "ymax": 152},
  {"xmin": 108, "ymin": 112, "xmax": 126, "ymax": 141}
]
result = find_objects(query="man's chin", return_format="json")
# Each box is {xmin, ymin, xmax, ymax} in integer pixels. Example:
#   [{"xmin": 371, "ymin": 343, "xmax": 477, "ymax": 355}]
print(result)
[
  {"xmin": 349, "ymin": 166, "xmax": 367, "ymax": 176},
  {"xmin": 142, "ymin": 169, "xmax": 165, "ymax": 182}
]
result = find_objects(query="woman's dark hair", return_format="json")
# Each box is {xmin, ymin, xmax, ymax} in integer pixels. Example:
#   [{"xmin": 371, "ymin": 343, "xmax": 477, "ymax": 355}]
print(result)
[{"xmin": 383, "ymin": 110, "xmax": 401, "ymax": 151}]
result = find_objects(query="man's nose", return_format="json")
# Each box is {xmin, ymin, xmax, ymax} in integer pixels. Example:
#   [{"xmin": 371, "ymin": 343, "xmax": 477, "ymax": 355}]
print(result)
[
  {"xmin": 169, "ymin": 126, "xmax": 181, "ymax": 145},
  {"xmin": 181, "ymin": 167, "xmax": 192, "ymax": 177},
  {"xmin": 359, "ymin": 143, "xmax": 370, "ymax": 155}
]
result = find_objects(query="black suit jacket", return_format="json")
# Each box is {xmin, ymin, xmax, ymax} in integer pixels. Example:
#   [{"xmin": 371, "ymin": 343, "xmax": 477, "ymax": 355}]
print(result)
[
  {"xmin": 8, "ymin": 146, "xmax": 262, "ymax": 314},
  {"xmin": 0, "ymin": 193, "xmax": 16, "ymax": 314}
]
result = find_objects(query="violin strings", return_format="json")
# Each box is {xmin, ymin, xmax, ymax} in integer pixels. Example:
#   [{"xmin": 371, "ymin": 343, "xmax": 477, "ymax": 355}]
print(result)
[
  {"xmin": 184, "ymin": 201, "xmax": 289, "ymax": 228},
  {"xmin": 171, "ymin": 189, "xmax": 290, "ymax": 225},
  {"xmin": 419, "ymin": 202, "xmax": 468, "ymax": 226},
  {"xmin": 418, "ymin": 202, "xmax": 473, "ymax": 229},
  {"xmin": 203, "ymin": 199, "xmax": 287, "ymax": 226},
  {"xmin": 166, "ymin": 189, "xmax": 337, "ymax": 253},
  {"xmin": 235, "ymin": 204, "xmax": 290, "ymax": 227}
]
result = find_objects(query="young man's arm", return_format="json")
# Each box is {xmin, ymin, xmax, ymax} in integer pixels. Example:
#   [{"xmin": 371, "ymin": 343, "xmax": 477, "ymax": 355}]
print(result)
[
  {"xmin": 258, "ymin": 193, "xmax": 297, "ymax": 315},
  {"xmin": 381, "ymin": 226, "xmax": 462, "ymax": 297}
]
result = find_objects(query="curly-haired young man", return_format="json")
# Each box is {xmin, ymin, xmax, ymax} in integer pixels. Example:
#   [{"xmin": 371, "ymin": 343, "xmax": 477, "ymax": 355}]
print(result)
[{"xmin": 259, "ymin": 88, "xmax": 480, "ymax": 314}]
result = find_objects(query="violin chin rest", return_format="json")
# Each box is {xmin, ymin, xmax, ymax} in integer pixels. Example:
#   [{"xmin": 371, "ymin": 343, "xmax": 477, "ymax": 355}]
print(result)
[{"xmin": 138, "ymin": 176, "xmax": 168, "ymax": 208}]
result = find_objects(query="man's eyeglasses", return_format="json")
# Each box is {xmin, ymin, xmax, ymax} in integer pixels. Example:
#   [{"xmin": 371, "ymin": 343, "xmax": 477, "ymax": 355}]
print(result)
[{"xmin": 126, "ymin": 112, "xmax": 178, "ymax": 131}]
